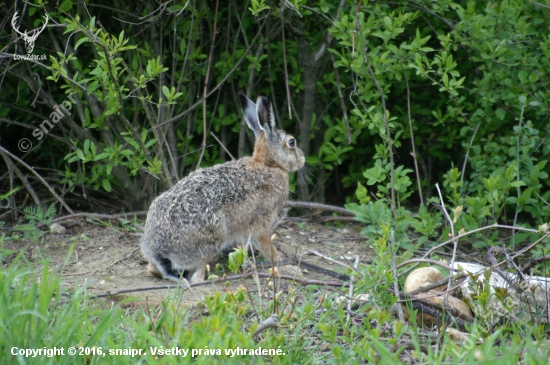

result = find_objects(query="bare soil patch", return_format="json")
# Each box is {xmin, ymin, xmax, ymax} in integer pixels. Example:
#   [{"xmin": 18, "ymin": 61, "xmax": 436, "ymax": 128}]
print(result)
[{"xmin": 2, "ymin": 219, "xmax": 373, "ymax": 304}]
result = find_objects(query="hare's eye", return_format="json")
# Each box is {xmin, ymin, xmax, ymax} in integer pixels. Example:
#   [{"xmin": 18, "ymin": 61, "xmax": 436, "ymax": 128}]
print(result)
[{"xmin": 287, "ymin": 138, "xmax": 296, "ymax": 148}]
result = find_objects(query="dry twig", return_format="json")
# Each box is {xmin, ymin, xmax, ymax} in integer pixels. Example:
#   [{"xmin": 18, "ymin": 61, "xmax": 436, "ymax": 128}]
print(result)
[
  {"xmin": 252, "ymin": 314, "xmax": 279, "ymax": 339},
  {"xmin": 0, "ymin": 145, "xmax": 74, "ymax": 214},
  {"xmin": 346, "ymin": 255, "xmax": 360, "ymax": 322},
  {"xmin": 284, "ymin": 200, "xmax": 354, "ymax": 216},
  {"xmin": 85, "ymin": 272, "xmax": 348, "ymax": 302},
  {"xmin": 391, "ymin": 231, "xmax": 405, "ymax": 322},
  {"xmin": 434, "ymin": 183, "xmax": 458, "ymax": 305}
]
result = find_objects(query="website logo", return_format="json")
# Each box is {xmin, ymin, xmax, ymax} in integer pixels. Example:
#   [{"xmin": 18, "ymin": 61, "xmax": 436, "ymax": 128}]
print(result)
[{"xmin": 11, "ymin": 11, "xmax": 49, "ymax": 60}]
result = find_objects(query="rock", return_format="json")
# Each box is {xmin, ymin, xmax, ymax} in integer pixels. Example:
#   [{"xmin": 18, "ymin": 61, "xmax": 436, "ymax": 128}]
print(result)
[
  {"xmin": 50, "ymin": 223, "xmax": 66, "ymax": 234},
  {"xmin": 446, "ymin": 328, "xmax": 470, "ymax": 342},
  {"xmin": 404, "ymin": 267, "xmax": 445, "ymax": 293},
  {"xmin": 402, "ymin": 266, "xmax": 473, "ymax": 327},
  {"xmin": 336, "ymin": 293, "xmax": 373, "ymax": 308},
  {"xmin": 281, "ymin": 265, "xmax": 304, "ymax": 277}
]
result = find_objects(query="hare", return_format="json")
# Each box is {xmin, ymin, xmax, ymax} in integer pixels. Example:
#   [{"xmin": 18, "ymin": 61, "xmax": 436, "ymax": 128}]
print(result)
[{"xmin": 140, "ymin": 91, "xmax": 305, "ymax": 283}]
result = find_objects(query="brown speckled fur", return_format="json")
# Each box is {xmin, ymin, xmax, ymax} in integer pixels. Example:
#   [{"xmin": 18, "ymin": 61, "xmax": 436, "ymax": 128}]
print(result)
[{"xmin": 140, "ymin": 92, "xmax": 305, "ymax": 282}]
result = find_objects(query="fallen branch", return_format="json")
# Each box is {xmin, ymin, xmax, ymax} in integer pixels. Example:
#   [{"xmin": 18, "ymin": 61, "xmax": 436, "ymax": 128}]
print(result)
[
  {"xmin": 311, "ymin": 216, "xmax": 357, "ymax": 222},
  {"xmin": 397, "ymin": 279, "xmax": 471, "ymax": 303},
  {"xmin": 520, "ymin": 255, "xmax": 550, "ymax": 272},
  {"xmin": 396, "ymin": 258, "xmax": 457, "ymax": 272},
  {"xmin": 485, "ymin": 247, "xmax": 521, "ymax": 293},
  {"xmin": 421, "ymin": 223, "xmax": 541, "ymax": 261},
  {"xmin": 284, "ymin": 200, "xmax": 354, "ymax": 216},
  {"xmin": 407, "ymin": 299, "xmax": 471, "ymax": 331},
  {"xmin": 304, "ymin": 249, "xmax": 354, "ymax": 273},
  {"xmin": 411, "ymin": 296, "xmax": 473, "ymax": 323},
  {"xmin": 59, "ymin": 271, "xmax": 349, "ymax": 303},
  {"xmin": 278, "ymin": 257, "xmax": 351, "ymax": 281},
  {"xmin": 401, "ymin": 223, "xmax": 548, "ymax": 279},
  {"xmin": 406, "ymin": 273, "xmax": 467, "ymax": 296},
  {"xmin": 23, "ymin": 211, "xmax": 148, "ymax": 231},
  {"xmin": 52, "ymin": 211, "xmax": 148, "ymax": 223}
]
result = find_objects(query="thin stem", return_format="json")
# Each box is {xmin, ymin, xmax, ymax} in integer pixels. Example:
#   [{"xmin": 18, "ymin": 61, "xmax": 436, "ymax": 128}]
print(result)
[
  {"xmin": 390, "ymin": 231, "xmax": 405, "ymax": 322},
  {"xmin": 314, "ymin": 11, "xmax": 351, "ymax": 144},
  {"xmin": 435, "ymin": 183, "xmax": 457, "ymax": 305},
  {"xmin": 281, "ymin": 14, "xmax": 292, "ymax": 119},
  {"xmin": 512, "ymin": 96, "xmax": 527, "ymax": 248},
  {"xmin": 196, "ymin": 0, "xmax": 220, "ymax": 169},
  {"xmin": 346, "ymin": 255, "xmax": 360, "ymax": 322},
  {"xmin": 400, "ymin": 60, "xmax": 423, "ymax": 205},
  {"xmin": 210, "ymin": 131, "xmax": 235, "ymax": 160},
  {"xmin": 157, "ymin": 10, "xmax": 273, "ymax": 129},
  {"xmin": 460, "ymin": 120, "xmax": 481, "ymax": 184}
]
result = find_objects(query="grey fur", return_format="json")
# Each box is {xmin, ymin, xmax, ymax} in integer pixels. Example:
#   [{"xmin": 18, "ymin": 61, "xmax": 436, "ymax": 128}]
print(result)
[{"xmin": 140, "ymin": 92, "xmax": 305, "ymax": 283}]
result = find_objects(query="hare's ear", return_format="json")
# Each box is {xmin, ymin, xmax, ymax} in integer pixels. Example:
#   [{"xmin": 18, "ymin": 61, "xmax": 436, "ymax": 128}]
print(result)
[
  {"xmin": 238, "ymin": 90, "xmax": 264, "ymax": 138},
  {"xmin": 256, "ymin": 93, "xmax": 276, "ymax": 133}
]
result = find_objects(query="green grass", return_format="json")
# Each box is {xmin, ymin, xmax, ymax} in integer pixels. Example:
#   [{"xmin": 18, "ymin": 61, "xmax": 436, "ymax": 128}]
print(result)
[
  {"xmin": 2, "ymin": 238, "xmax": 550, "ymax": 364},
  {"xmin": 0, "ymin": 244, "xmax": 287, "ymax": 364}
]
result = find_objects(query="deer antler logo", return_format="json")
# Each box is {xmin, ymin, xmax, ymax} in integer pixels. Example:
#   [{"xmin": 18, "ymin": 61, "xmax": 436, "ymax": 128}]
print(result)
[{"xmin": 11, "ymin": 11, "xmax": 49, "ymax": 54}]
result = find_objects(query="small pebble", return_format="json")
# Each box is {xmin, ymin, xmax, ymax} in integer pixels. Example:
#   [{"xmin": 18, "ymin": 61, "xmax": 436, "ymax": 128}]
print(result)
[{"xmin": 50, "ymin": 223, "xmax": 66, "ymax": 234}]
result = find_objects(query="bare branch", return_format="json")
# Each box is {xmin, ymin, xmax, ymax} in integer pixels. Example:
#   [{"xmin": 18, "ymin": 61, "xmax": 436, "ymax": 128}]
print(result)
[{"xmin": 0, "ymin": 145, "xmax": 74, "ymax": 214}]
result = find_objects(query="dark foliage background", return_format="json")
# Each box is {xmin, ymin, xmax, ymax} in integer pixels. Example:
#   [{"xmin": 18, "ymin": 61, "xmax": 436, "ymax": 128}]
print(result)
[{"xmin": 1, "ymin": 0, "xmax": 549, "ymax": 224}]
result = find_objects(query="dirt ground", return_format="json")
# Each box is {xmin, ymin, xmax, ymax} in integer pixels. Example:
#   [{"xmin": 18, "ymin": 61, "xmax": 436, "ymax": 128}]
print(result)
[{"xmin": 3, "ymin": 218, "xmax": 373, "ymax": 305}]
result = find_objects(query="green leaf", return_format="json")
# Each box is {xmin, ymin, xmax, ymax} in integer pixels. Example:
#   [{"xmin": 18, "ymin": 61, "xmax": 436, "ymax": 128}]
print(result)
[
  {"xmin": 102, "ymin": 179, "xmax": 112, "ymax": 192},
  {"xmin": 93, "ymin": 152, "xmax": 110, "ymax": 161},
  {"xmin": 162, "ymin": 85, "xmax": 170, "ymax": 98},
  {"xmin": 505, "ymin": 162, "xmax": 516, "ymax": 182},
  {"xmin": 228, "ymin": 247, "xmax": 248, "ymax": 273},
  {"xmin": 356, "ymin": 182, "xmax": 369, "ymax": 204},
  {"xmin": 144, "ymin": 138, "xmax": 158, "ymax": 149},
  {"xmin": 518, "ymin": 187, "xmax": 534, "ymax": 206},
  {"xmin": 518, "ymin": 70, "xmax": 528, "ymax": 84},
  {"xmin": 74, "ymin": 37, "xmax": 89, "ymax": 50},
  {"xmin": 124, "ymin": 137, "xmax": 141, "ymax": 151},
  {"xmin": 0, "ymin": 187, "xmax": 20, "ymax": 201},
  {"xmin": 59, "ymin": 0, "xmax": 73, "ymax": 12}
]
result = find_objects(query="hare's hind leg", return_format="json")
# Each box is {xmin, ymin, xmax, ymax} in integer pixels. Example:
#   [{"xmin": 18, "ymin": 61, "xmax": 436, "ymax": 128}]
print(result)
[{"xmin": 253, "ymin": 232, "xmax": 281, "ymax": 263}]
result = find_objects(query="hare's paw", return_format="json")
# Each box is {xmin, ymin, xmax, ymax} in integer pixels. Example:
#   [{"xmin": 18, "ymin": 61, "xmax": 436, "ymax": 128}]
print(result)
[
  {"xmin": 147, "ymin": 262, "xmax": 163, "ymax": 278},
  {"xmin": 189, "ymin": 264, "xmax": 206, "ymax": 283}
]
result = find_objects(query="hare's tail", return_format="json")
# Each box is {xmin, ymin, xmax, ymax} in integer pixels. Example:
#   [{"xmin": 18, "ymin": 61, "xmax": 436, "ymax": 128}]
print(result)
[
  {"xmin": 141, "ymin": 236, "xmax": 182, "ymax": 281},
  {"xmin": 150, "ymin": 255, "xmax": 183, "ymax": 281}
]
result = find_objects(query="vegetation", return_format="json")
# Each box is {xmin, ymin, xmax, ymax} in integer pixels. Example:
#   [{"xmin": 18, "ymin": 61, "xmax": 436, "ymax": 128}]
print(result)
[
  {"xmin": 2, "ymin": 0, "xmax": 550, "ymax": 364},
  {"xmin": 1, "ymin": 0, "xmax": 548, "ymax": 211}
]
